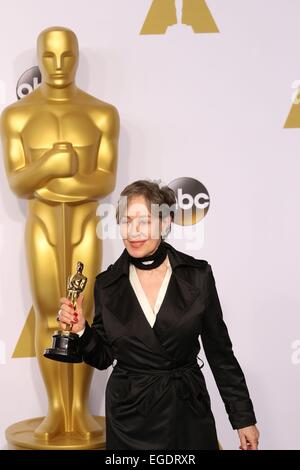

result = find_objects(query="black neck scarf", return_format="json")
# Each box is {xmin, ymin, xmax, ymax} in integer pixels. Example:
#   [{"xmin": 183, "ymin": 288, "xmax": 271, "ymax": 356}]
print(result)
[{"xmin": 128, "ymin": 239, "xmax": 167, "ymax": 270}]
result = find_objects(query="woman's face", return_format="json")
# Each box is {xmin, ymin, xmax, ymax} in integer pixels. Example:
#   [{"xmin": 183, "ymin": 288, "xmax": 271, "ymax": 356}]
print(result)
[{"xmin": 120, "ymin": 194, "xmax": 169, "ymax": 258}]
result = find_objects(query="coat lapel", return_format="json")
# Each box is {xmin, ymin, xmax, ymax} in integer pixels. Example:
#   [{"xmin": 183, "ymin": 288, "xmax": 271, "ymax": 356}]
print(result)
[
  {"xmin": 152, "ymin": 267, "xmax": 201, "ymax": 341},
  {"xmin": 100, "ymin": 242, "xmax": 206, "ymax": 360}
]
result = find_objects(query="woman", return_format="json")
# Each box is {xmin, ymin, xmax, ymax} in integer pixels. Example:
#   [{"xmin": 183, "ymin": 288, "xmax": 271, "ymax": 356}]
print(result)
[{"xmin": 58, "ymin": 179, "xmax": 259, "ymax": 450}]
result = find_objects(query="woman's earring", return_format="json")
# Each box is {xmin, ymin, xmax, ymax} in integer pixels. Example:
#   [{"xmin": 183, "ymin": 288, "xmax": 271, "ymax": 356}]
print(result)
[{"xmin": 162, "ymin": 225, "xmax": 171, "ymax": 239}]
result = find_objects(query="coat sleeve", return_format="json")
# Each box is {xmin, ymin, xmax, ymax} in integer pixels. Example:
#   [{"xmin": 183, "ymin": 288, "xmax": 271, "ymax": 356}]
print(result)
[
  {"xmin": 78, "ymin": 278, "xmax": 115, "ymax": 370},
  {"xmin": 200, "ymin": 264, "xmax": 257, "ymax": 430}
]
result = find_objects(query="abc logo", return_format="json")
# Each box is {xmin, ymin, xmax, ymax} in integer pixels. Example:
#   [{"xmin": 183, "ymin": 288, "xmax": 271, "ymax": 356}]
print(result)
[
  {"xmin": 16, "ymin": 66, "xmax": 41, "ymax": 100},
  {"xmin": 168, "ymin": 177, "xmax": 210, "ymax": 226}
]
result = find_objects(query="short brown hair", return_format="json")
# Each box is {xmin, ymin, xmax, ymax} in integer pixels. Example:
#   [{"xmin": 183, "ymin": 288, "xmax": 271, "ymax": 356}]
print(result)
[{"xmin": 115, "ymin": 179, "xmax": 176, "ymax": 225}]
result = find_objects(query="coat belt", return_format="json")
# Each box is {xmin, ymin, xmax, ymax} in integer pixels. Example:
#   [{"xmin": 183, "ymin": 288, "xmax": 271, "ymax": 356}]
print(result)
[{"xmin": 113, "ymin": 359, "xmax": 207, "ymax": 417}]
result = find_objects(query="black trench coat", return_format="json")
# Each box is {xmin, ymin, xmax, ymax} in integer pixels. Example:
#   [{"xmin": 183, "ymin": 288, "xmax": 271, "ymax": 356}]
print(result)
[{"xmin": 78, "ymin": 241, "xmax": 257, "ymax": 450}]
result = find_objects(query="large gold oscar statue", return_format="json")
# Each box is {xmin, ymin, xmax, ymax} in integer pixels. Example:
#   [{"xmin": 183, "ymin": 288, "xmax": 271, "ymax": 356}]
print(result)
[{"xmin": 0, "ymin": 26, "xmax": 120, "ymax": 449}]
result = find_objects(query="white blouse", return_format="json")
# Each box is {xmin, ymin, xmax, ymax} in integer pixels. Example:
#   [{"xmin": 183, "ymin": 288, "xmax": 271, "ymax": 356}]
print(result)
[
  {"xmin": 77, "ymin": 255, "xmax": 172, "ymax": 336},
  {"xmin": 129, "ymin": 254, "xmax": 172, "ymax": 327}
]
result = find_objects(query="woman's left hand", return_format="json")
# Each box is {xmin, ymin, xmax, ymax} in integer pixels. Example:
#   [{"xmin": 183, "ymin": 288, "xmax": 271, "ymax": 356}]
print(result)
[{"xmin": 237, "ymin": 425, "xmax": 260, "ymax": 450}]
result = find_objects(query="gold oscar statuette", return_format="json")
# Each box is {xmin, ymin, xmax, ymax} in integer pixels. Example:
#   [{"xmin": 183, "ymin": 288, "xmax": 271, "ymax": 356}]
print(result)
[
  {"xmin": 1, "ymin": 25, "xmax": 120, "ymax": 449},
  {"xmin": 44, "ymin": 261, "xmax": 87, "ymax": 363}
]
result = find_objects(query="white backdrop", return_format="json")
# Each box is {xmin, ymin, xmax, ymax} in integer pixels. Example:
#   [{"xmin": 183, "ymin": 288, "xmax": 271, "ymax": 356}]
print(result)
[{"xmin": 0, "ymin": 0, "xmax": 300, "ymax": 450}]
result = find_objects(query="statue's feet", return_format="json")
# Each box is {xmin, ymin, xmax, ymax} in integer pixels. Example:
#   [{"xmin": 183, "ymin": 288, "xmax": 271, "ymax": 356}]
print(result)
[
  {"xmin": 34, "ymin": 408, "xmax": 65, "ymax": 440},
  {"xmin": 72, "ymin": 408, "xmax": 103, "ymax": 439}
]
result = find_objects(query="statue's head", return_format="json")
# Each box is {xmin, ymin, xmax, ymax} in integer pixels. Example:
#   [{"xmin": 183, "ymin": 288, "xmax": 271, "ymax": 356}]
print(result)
[
  {"xmin": 37, "ymin": 26, "xmax": 79, "ymax": 88},
  {"xmin": 77, "ymin": 261, "xmax": 83, "ymax": 273}
]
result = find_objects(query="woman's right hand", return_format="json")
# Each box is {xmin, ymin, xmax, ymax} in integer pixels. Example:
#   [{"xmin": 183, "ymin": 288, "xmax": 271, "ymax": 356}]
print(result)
[{"xmin": 58, "ymin": 293, "xmax": 85, "ymax": 333}]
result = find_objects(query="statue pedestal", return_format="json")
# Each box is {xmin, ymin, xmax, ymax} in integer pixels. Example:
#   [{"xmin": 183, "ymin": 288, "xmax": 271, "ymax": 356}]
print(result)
[{"xmin": 6, "ymin": 416, "xmax": 106, "ymax": 450}]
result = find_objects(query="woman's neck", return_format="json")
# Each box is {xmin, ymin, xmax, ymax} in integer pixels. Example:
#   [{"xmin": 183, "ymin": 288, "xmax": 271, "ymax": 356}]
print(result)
[
  {"xmin": 129, "ymin": 239, "xmax": 167, "ymax": 271},
  {"xmin": 135, "ymin": 255, "xmax": 169, "ymax": 276}
]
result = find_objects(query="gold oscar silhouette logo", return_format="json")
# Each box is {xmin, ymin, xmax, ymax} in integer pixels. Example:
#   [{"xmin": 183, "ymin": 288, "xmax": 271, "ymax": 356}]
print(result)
[
  {"xmin": 140, "ymin": 0, "xmax": 219, "ymax": 35},
  {"xmin": 284, "ymin": 80, "xmax": 300, "ymax": 128}
]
